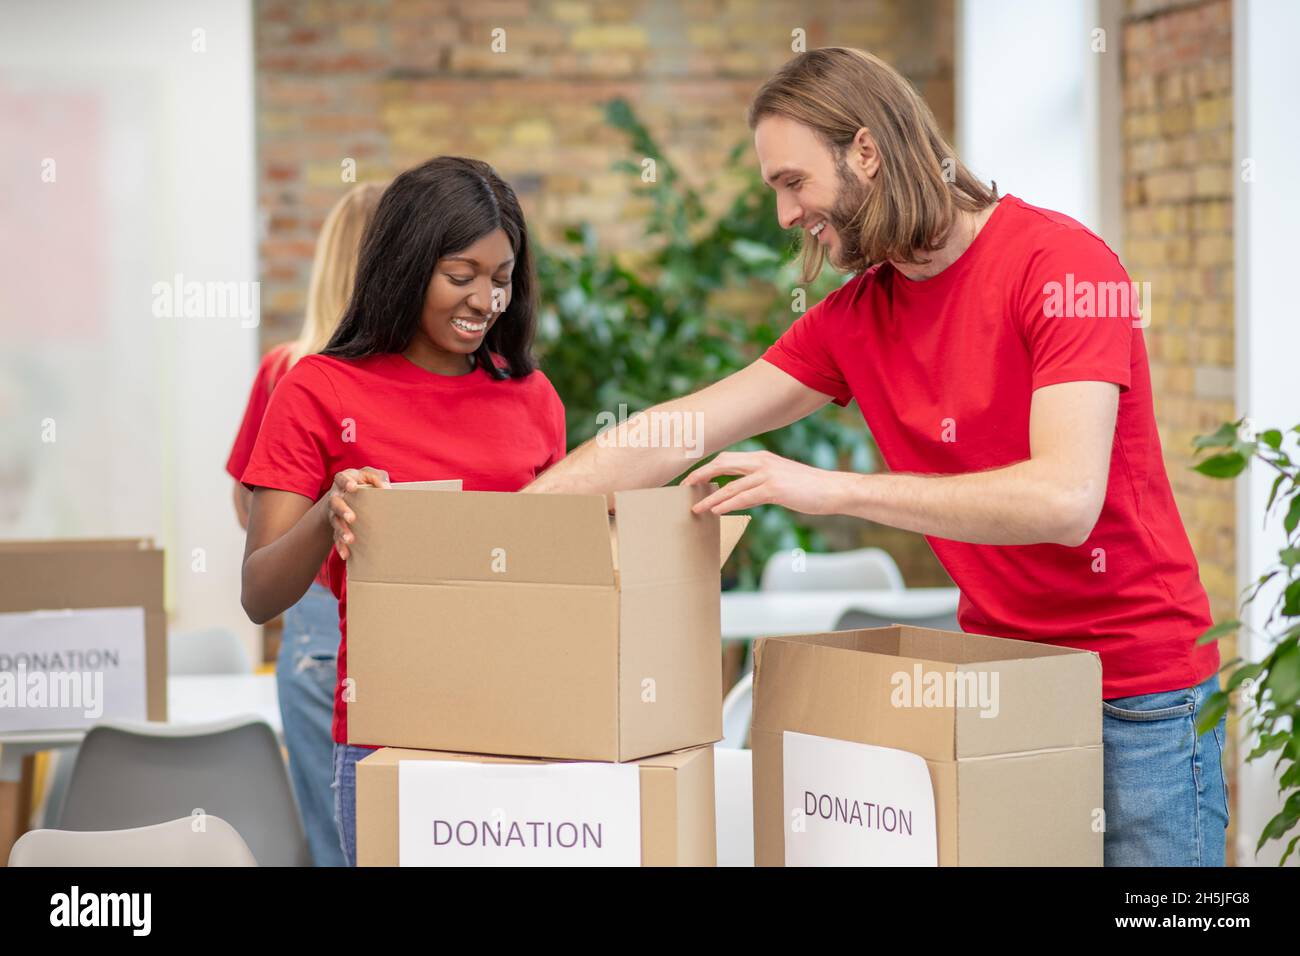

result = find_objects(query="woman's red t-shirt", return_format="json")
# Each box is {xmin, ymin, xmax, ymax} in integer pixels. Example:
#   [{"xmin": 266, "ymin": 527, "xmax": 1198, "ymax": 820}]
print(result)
[{"xmin": 240, "ymin": 352, "xmax": 568, "ymax": 744}]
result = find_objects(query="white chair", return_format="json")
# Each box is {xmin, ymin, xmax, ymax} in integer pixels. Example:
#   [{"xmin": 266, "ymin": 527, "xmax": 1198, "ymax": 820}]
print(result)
[
  {"xmin": 759, "ymin": 546, "xmax": 905, "ymax": 592},
  {"xmin": 168, "ymin": 627, "xmax": 252, "ymax": 675},
  {"xmin": 9, "ymin": 815, "xmax": 257, "ymax": 867},
  {"xmin": 713, "ymin": 746, "xmax": 754, "ymax": 867}
]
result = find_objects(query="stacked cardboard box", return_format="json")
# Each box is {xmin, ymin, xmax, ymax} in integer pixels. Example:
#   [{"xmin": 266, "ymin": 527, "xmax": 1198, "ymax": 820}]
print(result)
[
  {"xmin": 0, "ymin": 538, "xmax": 167, "ymax": 730},
  {"xmin": 347, "ymin": 483, "xmax": 747, "ymax": 867}
]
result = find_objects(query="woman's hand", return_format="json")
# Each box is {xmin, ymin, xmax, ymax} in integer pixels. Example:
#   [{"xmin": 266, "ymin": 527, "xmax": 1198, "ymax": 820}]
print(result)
[
  {"xmin": 326, "ymin": 467, "xmax": 391, "ymax": 560},
  {"xmin": 682, "ymin": 451, "xmax": 850, "ymax": 517}
]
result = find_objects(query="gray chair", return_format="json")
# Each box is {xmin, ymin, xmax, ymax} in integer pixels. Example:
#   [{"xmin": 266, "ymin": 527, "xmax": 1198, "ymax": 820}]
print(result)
[
  {"xmin": 759, "ymin": 546, "xmax": 906, "ymax": 592},
  {"xmin": 9, "ymin": 814, "xmax": 257, "ymax": 867},
  {"xmin": 58, "ymin": 717, "xmax": 309, "ymax": 866},
  {"xmin": 168, "ymin": 627, "xmax": 252, "ymax": 675}
]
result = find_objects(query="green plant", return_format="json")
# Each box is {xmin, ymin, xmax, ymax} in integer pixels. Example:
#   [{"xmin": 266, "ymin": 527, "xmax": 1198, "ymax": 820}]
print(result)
[
  {"xmin": 1193, "ymin": 419, "xmax": 1300, "ymax": 864},
  {"xmin": 535, "ymin": 99, "xmax": 874, "ymax": 588}
]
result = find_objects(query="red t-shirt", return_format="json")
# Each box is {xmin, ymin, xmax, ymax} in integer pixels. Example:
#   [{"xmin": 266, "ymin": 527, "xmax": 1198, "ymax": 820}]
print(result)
[
  {"xmin": 227, "ymin": 344, "xmax": 294, "ymax": 481},
  {"xmin": 227, "ymin": 344, "xmax": 332, "ymax": 589},
  {"xmin": 762, "ymin": 195, "xmax": 1217, "ymax": 699},
  {"xmin": 240, "ymin": 352, "xmax": 568, "ymax": 743}
]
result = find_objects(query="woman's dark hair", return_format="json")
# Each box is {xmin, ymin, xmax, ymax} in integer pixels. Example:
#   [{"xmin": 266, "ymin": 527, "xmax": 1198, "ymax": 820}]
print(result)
[{"xmin": 322, "ymin": 156, "xmax": 537, "ymax": 380}]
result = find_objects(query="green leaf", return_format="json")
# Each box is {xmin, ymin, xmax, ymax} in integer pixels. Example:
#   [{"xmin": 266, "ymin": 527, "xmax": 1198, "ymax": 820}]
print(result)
[
  {"xmin": 1280, "ymin": 547, "xmax": 1300, "ymax": 569},
  {"xmin": 1262, "ymin": 641, "xmax": 1300, "ymax": 708},
  {"xmin": 1262, "ymin": 429, "xmax": 1284, "ymax": 450},
  {"xmin": 1226, "ymin": 661, "xmax": 1264, "ymax": 691},
  {"xmin": 1286, "ymin": 495, "xmax": 1300, "ymax": 536},
  {"xmin": 1193, "ymin": 421, "xmax": 1240, "ymax": 450},
  {"xmin": 1192, "ymin": 452, "xmax": 1248, "ymax": 478},
  {"xmin": 1256, "ymin": 792, "xmax": 1300, "ymax": 852},
  {"xmin": 1279, "ymin": 834, "xmax": 1300, "ymax": 866},
  {"xmin": 1285, "ymin": 579, "xmax": 1300, "ymax": 618},
  {"xmin": 1268, "ymin": 473, "xmax": 1289, "ymax": 513},
  {"xmin": 1197, "ymin": 619, "xmax": 1241, "ymax": 645},
  {"xmin": 1195, "ymin": 691, "xmax": 1230, "ymax": 735}
]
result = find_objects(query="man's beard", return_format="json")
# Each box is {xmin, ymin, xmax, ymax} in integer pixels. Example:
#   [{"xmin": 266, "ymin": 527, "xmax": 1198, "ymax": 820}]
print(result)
[{"xmin": 824, "ymin": 154, "xmax": 872, "ymax": 272}]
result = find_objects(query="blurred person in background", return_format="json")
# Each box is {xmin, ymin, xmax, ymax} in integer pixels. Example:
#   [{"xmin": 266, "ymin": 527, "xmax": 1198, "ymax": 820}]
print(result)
[{"xmin": 225, "ymin": 182, "xmax": 384, "ymax": 866}]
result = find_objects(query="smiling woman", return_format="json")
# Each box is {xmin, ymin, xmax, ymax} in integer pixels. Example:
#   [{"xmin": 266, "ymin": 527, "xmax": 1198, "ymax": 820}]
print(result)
[
  {"xmin": 237, "ymin": 156, "xmax": 568, "ymax": 866},
  {"xmin": 321, "ymin": 156, "xmax": 538, "ymax": 381}
]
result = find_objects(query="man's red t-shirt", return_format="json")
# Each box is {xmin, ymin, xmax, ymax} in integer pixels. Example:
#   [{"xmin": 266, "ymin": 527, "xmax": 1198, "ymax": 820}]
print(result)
[
  {"xmin": 240, "ymin": 352, "xmax": 568, "ymax": 743},
  {"xmin": 762, "ymin": 195, "xmax": 1217, "ymax": 699}
]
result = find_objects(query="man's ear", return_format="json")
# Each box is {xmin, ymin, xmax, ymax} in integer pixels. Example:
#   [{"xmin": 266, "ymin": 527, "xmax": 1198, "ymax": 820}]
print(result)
[{"xmin": 850, "ymin": 127, "xmax": 881, "ymax": 180}]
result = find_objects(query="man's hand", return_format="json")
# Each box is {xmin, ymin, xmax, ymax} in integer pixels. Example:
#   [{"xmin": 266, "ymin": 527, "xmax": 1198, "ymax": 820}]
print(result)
[{"xmin": 683, "ymin": 451, "xmax": 849, "ymax": 516}]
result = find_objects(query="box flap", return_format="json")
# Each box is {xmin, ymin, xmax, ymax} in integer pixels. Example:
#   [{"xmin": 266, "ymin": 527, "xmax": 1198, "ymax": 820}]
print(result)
[
  {"xmin": 388, "ymin": 480, "xmax": 462, "ymax": 491},
  {"xmin": 348, "ymin": 486, "xmax": 615, "ymax": 586},
  {"xmin": 0, "ymin": 537, "xmax": 155, "ymax": 553},
  {"xmin": 608, "ymin": 511, "xmax": 749, "ymax": 573},
  {"xmin": 612, "ymin": 485, "xmax": 717, "ymax": 587},
  {"xmin": 719, "ymin": 515, "xmax": 749, "ymax": 568}
]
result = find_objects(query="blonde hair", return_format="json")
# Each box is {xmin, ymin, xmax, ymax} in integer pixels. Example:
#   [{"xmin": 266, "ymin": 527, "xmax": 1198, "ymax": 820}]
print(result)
[
  {"xmin": 748, "ymin": 47, "xmax": 997, "ymax": 282},
  {"xmin": 290, "ymin": 182, "xmax": 385, "ymax": 363}
]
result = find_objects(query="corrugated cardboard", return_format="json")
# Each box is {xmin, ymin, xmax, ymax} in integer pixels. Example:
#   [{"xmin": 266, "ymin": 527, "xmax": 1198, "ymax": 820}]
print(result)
[
  {"xmin": 345, "ymin": 483, "xmax": 747, "ymax": 761},
  {"xmin": 356, "ymin": 744, "xmax": 716, "ymax": 866},
  {"xmin": 0, "ymin": 538, "xmax": 167, "ymax": 723},
  {"xmin": 752, "ymin": 625, "xmax": 1103, "ymax": 866}
]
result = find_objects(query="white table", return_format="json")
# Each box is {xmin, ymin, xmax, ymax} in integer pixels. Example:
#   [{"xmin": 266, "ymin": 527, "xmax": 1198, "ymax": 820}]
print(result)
[
  {"xmin": 166, "ymin": 673, "xmax": 281, "ymax": 735},
  {"xmin": 720, "ymin": 587, "xmax": 961, "ymax": 640},
  {"xmin": 0, "ymin": 673, "xmax": 280, "ymax": 781}
]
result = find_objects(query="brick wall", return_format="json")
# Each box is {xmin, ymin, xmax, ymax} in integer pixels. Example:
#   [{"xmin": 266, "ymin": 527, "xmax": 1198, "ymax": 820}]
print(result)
[
  {"xmin": 254, "ymin": 0, "xmax": 957, "ymax": 586},
  {"xmin": 1121, "ymin": 0, "xmax": 1234, "ymax": 619},
  {"xmin": 1120, "ymin": 0, "xmax": 1236, "ymax": 855},
  {"xmin": 255, "ymin": 0, "xmax": 954, "ymax": 344}
]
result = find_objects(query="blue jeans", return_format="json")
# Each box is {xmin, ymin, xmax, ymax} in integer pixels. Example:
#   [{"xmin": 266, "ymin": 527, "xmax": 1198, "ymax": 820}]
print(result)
[
  {"xmin": 332, "ymin": 742, "xmax": 374, "ymax": 867},
  {"xmin": 1102, "ymin": 672, "xmax": 1229, "ymax": 866},
  {"xmin": 277, "ymin": 581, "xmax": 345, "ymax": 868}
]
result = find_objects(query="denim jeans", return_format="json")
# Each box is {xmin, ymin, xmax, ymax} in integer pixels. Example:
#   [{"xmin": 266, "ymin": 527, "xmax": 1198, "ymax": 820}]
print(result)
[
  {"xmin": 1102, "ymin": 672, "xmax": 1229, "ymax": 866},
  {"xmin": 277, "ymin": 582, "xmax": 345, "ymax": 868},
  {"xmin": 331, "ymin": 742, "xmax": 374, "ymax": 867}
]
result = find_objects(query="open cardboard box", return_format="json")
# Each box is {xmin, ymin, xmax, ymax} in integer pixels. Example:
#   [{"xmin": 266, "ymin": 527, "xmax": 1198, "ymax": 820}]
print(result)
[
  {"xmin": 752, "ymin": 625, "xmax": 1103, "ymax": 866},
  {"xmin": 345, "ymin": 482, "xmax": 747, "ymax": 761}
]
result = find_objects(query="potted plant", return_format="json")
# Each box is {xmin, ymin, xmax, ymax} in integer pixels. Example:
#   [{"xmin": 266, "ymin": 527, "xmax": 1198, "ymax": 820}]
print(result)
[{"xmin": 1194, "ymin": 419, "xmax": 1300, "ymax": 864}]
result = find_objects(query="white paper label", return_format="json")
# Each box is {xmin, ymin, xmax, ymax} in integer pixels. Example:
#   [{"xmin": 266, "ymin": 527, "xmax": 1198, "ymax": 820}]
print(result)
[
  {"xmin": 783, "ymin": 730, "xmax": 938, "ymax": 866},
  {"xmin": 398, "ymin": 760, "xmax": 642, "ymax": 866},
  {"xmin": 0, "ymin": 607, "xmax": 148, "ymax": 732}
]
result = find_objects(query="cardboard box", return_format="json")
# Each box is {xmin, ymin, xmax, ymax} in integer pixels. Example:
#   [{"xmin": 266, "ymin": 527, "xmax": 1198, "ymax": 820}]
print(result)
[
  {"xmin": 345, "ymin": 483, "xmax": 747, "ymax": 761},
  {"xmin": 752, "ymin": 625, "xmax": 1103, "ymax": 866},
  {"xmin": 356, "ymin": 744, "xmax": 716, "ymax": 866},
  {"xmin": 0, "ymin": 538, "xmax": 166, "ymax": 728}
]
